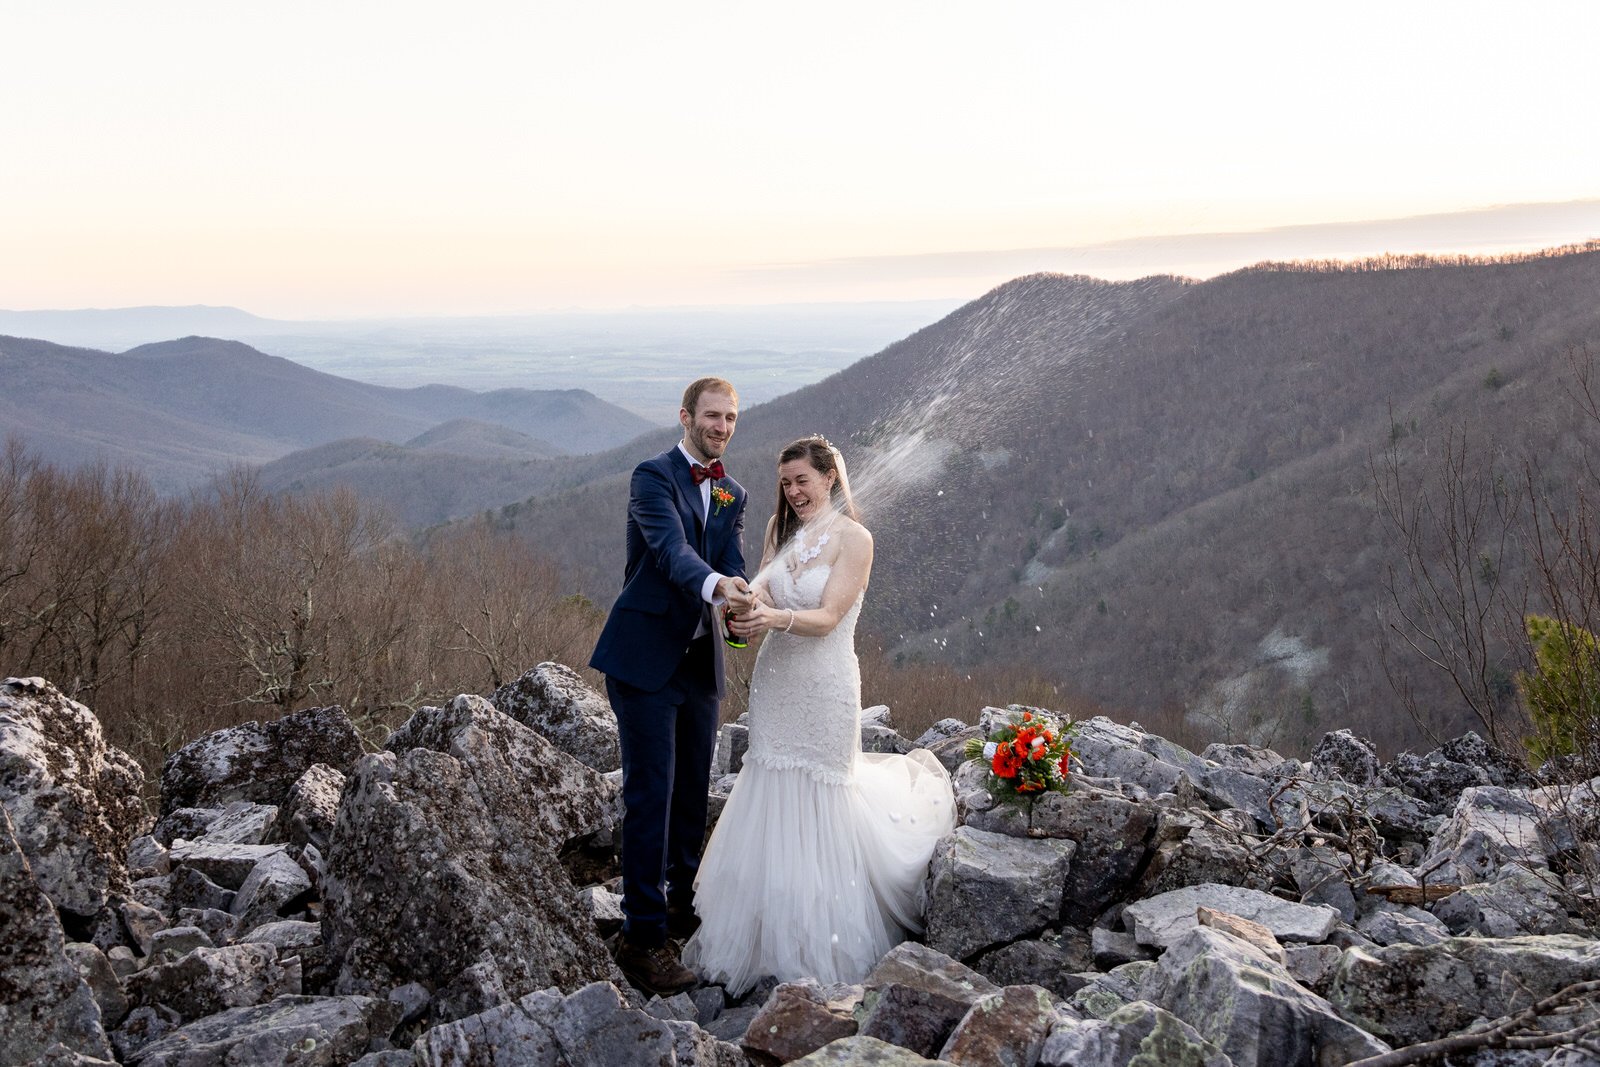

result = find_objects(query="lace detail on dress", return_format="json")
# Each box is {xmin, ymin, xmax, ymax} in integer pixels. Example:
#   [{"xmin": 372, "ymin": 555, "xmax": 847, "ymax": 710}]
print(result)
[{"xmin": 744, "ymin": 561, "xmax": 864, "ymax": 785}]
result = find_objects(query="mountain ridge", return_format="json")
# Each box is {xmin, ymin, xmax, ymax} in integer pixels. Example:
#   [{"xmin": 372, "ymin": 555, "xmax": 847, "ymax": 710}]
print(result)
[{"xmin": 0, "ymin": 334, "xmax": 655, "ymax": 494}]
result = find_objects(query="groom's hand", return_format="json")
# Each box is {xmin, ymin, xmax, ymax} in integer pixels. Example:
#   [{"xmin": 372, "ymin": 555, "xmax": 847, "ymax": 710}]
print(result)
[{"xmin": 717, "ymin": 576, "xmax": 755, "ymax": 613}]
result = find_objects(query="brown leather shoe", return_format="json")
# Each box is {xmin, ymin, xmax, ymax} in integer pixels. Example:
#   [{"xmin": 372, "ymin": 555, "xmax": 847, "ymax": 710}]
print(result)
[
  {"xmin": 666, "ymin": 901, "xmax": 701, "ymax": 940},
  {"xmin": 616, "ymin": 936, "xmax": 697, "ymax": 996}
]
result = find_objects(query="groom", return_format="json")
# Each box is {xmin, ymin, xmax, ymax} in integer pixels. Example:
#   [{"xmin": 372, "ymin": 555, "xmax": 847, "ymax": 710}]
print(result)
[{"xmin": 590, "ymin": 376, "xmax": 752, "ymax": 995}]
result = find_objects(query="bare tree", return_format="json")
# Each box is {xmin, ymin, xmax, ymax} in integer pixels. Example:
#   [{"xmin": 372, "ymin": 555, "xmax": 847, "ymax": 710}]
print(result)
[{"xmin": 1373, "ymin": 422, "xmax": 1529, "ymax": 746}]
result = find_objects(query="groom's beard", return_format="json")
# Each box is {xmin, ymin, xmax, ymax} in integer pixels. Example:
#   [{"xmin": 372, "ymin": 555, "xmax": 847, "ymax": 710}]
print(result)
[{"xmin": 688, "ymin": 424, "xmax": 729, "ymax": 461}]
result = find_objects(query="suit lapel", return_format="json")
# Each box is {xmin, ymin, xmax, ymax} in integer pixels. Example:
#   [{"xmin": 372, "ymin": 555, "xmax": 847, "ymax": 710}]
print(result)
[{"xmin": 669, "ymin": 448, "xmax": 707, "ymax": 545}]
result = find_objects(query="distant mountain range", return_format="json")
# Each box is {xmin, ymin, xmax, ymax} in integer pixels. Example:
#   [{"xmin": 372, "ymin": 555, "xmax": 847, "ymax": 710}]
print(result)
[
  {"xmin": 0, "ymin": 335, "xmax": 653, "ymax": 494},
  {"xmin": 488, "ymin": 244, "xmax": 1600, "ymax": 750}
]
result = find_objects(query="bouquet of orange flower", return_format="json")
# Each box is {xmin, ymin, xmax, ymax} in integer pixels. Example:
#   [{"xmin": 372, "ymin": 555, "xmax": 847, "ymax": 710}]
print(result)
[{"xmin": 962, "ymin": 706, "xmax": 1076, "ymax": 803}]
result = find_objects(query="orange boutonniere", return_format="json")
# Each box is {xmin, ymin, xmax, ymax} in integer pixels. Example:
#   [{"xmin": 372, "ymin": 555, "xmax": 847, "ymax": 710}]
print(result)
[{"xmin": 711, "ymin": 485, "xmax": 735, "ymax": 515}]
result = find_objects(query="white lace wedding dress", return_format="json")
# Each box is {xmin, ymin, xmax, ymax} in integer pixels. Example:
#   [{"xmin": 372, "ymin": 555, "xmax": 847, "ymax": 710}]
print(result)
[{"xmin": 682, "ymin": 550, "xmax": 955, "ymax": 995}]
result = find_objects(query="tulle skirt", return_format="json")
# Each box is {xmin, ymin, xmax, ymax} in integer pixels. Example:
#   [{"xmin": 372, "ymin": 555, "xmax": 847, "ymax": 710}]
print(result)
[{"xmin": 683, "ymin": 749, "xmax": 954, "ymax": 995}]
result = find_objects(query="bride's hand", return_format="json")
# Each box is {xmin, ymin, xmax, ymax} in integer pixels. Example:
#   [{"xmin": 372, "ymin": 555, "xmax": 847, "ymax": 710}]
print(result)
[{"xmin": 728, "ymin": 602, "xmax": 790, "ymax": 638}]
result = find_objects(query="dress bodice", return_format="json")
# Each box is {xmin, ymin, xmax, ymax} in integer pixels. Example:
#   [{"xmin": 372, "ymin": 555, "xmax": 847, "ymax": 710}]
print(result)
[{"xmin": 745, "ymin": 557, "xmax": 863, "ymax": 785}]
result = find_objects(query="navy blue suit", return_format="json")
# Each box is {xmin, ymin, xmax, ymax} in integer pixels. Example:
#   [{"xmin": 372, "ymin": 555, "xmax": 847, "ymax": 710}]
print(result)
[{"xmin": 590, "ymin": 446, "xmax": 747, "ymax": 945}]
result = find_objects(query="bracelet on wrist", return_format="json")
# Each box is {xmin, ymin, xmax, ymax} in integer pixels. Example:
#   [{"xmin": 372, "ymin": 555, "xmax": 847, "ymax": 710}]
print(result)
[{"xmin": 784, "ymin": 609, "xmax": 796, "ymax": 633}]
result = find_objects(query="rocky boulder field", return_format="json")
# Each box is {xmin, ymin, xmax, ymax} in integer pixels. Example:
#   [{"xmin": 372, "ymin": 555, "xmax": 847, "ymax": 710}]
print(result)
[{"xmin": 3, "ymin": 666, "xmax": 1600, "ymax": 1066}]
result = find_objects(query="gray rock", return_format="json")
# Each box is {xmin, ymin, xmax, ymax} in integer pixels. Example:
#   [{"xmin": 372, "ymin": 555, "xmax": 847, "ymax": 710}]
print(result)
[
  {"xmin": 1283, "ymin": 944, "xmax": 1345, "ymax": 996},
  {"xmin": 705, "ymin": 1002, "xmax": 763, "ymax": 1042},
  {"xmin": 0, "ymin": 677, "xmax": 145, "ymax": 919},
  {"xmin": 110, "ymin": 1005, "xmax": 181, "ymax": 1062},
  {"xmin": 1034, "ymin": 788, "xmax": 1158, "ymax": 923},
  {"xmin": 855, "ymin": 942, "xmax": 999, "ymax": 1057},
  {"xmin": 550, "ymin": 980, "xmax": 682, "ymax": 1064},
  {"xmin": 1429, "ymin": 867, "xmax": 1574, "ymax": 937},
  {"xmin": 971, "ymin": 932, "xmax": 1094, "ymax": 999},
  {"xmin": 1090, "ymin": 927, "xmax": 1152, "ymax": 969},
  {"xmin": 431, "ymin": 952, "xmax": 510, "ymax": 1024},
  {"xmin": 1310, "ymin": 729, "xmax": 1380, "ymax": 786},
  {"xmin": 352, "ymin": 1054, "xmax": 419, "ymax": 1067},
  {"xmin": 861, "ymin": 725, "xmax": 914, "ymax": 755},
  {"xmin": 920, "ymin": 726, "xmax": 982, "ymax": 774},
  {"xmin": 741, "ymin": 979, "xmax": 859, "ymax": 1064},
  {"xmin": 1152, "ymin": 926, "xmax": 1389, "ymax": 1067},
  {"xmin": 148, "ymin": 924, "xmax": 214, "ymax": 959},
  {"xmin": 578, "ymin": 884, "xmax": 624, "ymax": 937},
  {"xmin": 131, "ymin": 873, "xmax": 173, "ymax": 913},
  {"xmin": 644, "ymin": 992, "xmax": 699, "ymax": 1023},
  {"xmin": 276, "ymin": 762, "xmax": 345, "ymax": 852},
  {"xmin": 937, "ymin": 983, "xmax": 1054, "ymax": 1066},
  {"xmin": 387, "ymin": 981, "xmax": 431, "ymax": 1027},
  {"xmin": 924, "ymin": 826, "xmax": 1074, "ymax": 960},
  {"xmin": 1380, "ymin": 748, "xmax": 1491, "ymax": 814},
  {"xmin": 1040, "ymin": 999, "xmax": 1234, "ymax": 1067},
  {"xmin": 1069, "ymin": 717, "xmax": 1197, "ymax": 795},
  {"xmin": 1202, "ymin": 741, "xmax": 1291, "ymax": 775},
  {"xmin": 1440, "ymin": 731, "xmax": 1535, "ymax": 789},
  {"xmin": 1354, "ymin": 901, "xmax": 1451, "ymax": 946},
  {"xmin": 691, "ymin": 985, "xmax": 726, "ymax": 1027},
  {"xmin": 1066, "ymin": 961, "xmax": 1160, "ymax": 1020},
  {"xmin": 1421, "ymin": 785, "xmax": 1552, "ymax": 884},
  {"xmin": 1123, "ymin": 883, "xmax": 1340, "ymax": 949},
  {"xmin": 159, "ymin": 704, "xmax": 363, "ymax": 817},
  {"xmin": 788, "ymin": 1036, "xmax": 941, "ymax": 1064},
  {"xmin": 230, "ymin": 847, "xmax": 314, "ymax": 932},
  {"xmin": 1288, "ymin": 846, "xmax": 1358, "ymax": 921},
  {"xmin": 238, "ymin": 918, "xmax": 322, "ymax": 953},
  {"xmin": 713, "ymin": 721, "xmax": 749, "ymax": 776},
  {"xmin": 412, "ymin": 986, "xmax": 564, "ymax": 1065},
  {"xmin": 489, "ymin": 661, "xmax": 622, "ymax": 772},
  {"xmin": 118, "ymin": 899, "xmax": 166, "ymax": 955},
  {"xmin": 151, "ymin": 807, "xmax": 220, "ymax": 847},
  {"xmin": 125, "ymin": 994, "xmax": 397, "ymax": 1066},
  {"xmin": 64, "ymin": 940, "xmax": 129, "ymax": 1028},
  {"xmin": 913, "ymin": 718, "xmax": 971, "ymax": 749},
  {"xmin": 167, "ymin": 864, "xmax": 234, "ymax": 911},
  {"xmin": 323, "ymin": 696, "xmax": 622, "ymax": 1001},
  {"xmin": 198, "ymin": 801, "xmax": 279, "ymax": 845},
  {"xmin": 125, "ymin": 942, "xmax": 299, "ymax": 1021},
  {"xmin": 168, "ymin": 839, "xmax": 286, "ymax": 890},
  {"xmin": 175, "ymin": 906, "xmax": 236, "ymax": 947},
  {"xmin": 1136, "ymin": 824, "xmax": 1275, "ymax": 897},
  {"xmin": 127, "ymin": 835, "xmax": 169, "ymax": 876},
  {"xmin": 106, "ymin": 945, "xmax": 139, "ymax": 978},
  {"xmin": 1326, "ymin": 933, "xmax": 1600, "ymax": 1047},
  {"xmin": 0, "ymin": 806, "xmax": 114, "ymax": 1061}
]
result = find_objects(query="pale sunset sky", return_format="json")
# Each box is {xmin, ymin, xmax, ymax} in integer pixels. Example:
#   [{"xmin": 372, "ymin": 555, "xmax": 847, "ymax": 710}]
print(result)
[{"xmin": 3, "ymin": 1, "xmax": 1597, "ymax": 317}]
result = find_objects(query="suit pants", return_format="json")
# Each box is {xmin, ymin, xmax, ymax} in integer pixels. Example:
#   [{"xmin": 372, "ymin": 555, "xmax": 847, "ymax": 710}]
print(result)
[{"xmin": 606, "ymin": 635, "xmax": 719, "ymax": 947}]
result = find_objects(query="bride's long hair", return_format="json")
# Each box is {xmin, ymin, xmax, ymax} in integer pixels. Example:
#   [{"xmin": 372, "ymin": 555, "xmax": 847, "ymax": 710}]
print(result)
[{"xmin": 773, "ymin": 436, "xmax": 860, "ymax": 549}]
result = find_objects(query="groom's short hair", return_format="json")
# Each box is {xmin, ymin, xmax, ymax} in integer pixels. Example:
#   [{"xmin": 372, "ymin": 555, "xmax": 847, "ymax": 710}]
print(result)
[{"xmin": 682, "ymin": 377, "xmax": 738, "ymax": 415}]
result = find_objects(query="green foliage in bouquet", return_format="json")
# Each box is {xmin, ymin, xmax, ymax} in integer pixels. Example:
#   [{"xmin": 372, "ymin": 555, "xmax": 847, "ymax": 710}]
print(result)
[{"xmin": 962, "ymin": 705, "xmax": 1077, "ymax": 804}]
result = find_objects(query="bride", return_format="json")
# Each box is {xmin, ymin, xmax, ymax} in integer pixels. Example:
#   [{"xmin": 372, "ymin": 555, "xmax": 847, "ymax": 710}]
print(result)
[{"xmin": 682, "ymin": 436, "xmax": 955, "ymax": 994}]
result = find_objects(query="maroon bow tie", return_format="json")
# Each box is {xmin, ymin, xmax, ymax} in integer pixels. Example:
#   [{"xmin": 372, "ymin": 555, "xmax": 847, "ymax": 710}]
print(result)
[{"xmin": 691, "ymin": 460, "xmax": 725, "ymax": 484}]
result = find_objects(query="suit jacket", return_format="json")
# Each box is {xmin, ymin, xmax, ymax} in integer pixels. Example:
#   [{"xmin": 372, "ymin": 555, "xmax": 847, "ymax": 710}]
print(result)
[{"xmin": 590, "ymin": 446, "xmax": 748, "ymax": 699}]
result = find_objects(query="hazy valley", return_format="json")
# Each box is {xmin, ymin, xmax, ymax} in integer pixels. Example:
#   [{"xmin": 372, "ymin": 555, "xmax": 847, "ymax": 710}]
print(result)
[{"xmin": 4, "ymin": 244, "xmax": 1600, "ymax": 759}]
